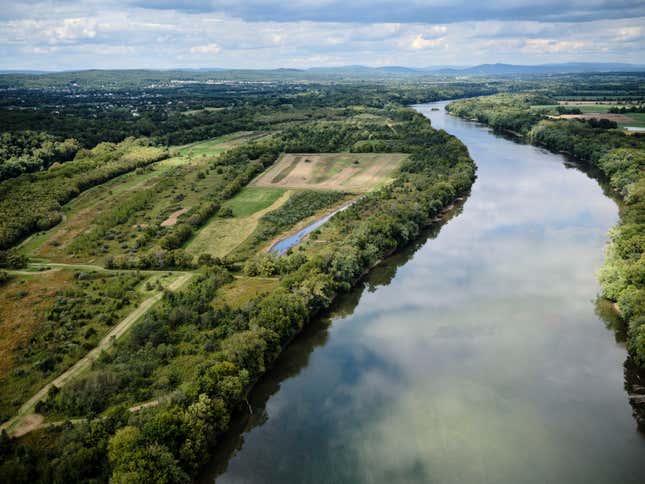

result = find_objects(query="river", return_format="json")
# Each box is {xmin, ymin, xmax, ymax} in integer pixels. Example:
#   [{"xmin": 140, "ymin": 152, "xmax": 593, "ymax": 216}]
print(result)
[{"xmin": 201, "ymin": 101, "xmax": 645, "ymax": 483}]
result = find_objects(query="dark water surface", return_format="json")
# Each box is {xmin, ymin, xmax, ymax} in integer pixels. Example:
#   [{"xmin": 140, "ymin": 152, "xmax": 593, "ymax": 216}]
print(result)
[{"xmin": 203, "ymin": 101, "xmax": 645, "ymax": 483}]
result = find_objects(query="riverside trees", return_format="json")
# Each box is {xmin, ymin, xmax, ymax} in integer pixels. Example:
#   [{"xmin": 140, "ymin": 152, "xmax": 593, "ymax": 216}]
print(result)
[
  {"xmin": 0, "ymin": 104, "xmax": 476, "ymax": 482},
  {"xmin": 448, "ymin": 93, "xmax": 645, "ymax": 367}
]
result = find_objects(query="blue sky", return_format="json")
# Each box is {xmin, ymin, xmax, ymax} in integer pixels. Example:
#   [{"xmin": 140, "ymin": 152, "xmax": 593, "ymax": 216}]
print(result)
[{"xmin": 1, "ymin": 1, "xmax": 643, "ymax": 70}]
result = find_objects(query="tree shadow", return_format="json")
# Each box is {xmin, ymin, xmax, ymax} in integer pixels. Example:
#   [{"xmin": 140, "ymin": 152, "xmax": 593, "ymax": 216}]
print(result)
[{"xmin": 595, "ymin": 297, "xmax": 645, "ymax": 433}]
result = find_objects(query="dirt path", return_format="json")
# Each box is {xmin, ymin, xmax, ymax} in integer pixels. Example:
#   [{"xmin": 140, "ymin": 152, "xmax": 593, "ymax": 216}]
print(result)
[
  {"xmin": 1, "ymin": 272, "xmax": 192, "ymax": 437},
  {"xmin": 161, "ymin": 208, "xmax": 189, "ymax": 227},
  {"xmin": 12, "ymin": 398, "xmax": 163, "ymax": 438},
  {"xmin": 22, "ymin": 261, "xmax": 186, "ymax": 275}
]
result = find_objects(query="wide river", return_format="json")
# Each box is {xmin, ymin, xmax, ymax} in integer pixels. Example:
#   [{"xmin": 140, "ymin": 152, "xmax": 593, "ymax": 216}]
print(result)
[{"xmin": 203, "ymin": 101, "xmax": 645, "ymax": 483}]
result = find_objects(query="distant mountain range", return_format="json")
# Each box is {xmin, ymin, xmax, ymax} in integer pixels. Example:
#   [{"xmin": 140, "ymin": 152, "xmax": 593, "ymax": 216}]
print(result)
[
  {"xmin": 305, "ymin": 63, "xmax": 645, "ymax": 76},
  {"xmin": 1, "ymin": 63, "xmax": 644, "ymax": 88},
  {"xmin": 424, "ymin": 63, "xmax": 645, "ymax": 75},
  {"xmin": 0, "ymin": 69, "xmax": 50, "ymax": 75}
]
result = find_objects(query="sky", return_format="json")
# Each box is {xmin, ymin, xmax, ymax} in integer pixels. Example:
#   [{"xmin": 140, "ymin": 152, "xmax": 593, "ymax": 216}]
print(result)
[{"xmin": 0, "ymin": 0, "xmax": 644, "ymax": 70}]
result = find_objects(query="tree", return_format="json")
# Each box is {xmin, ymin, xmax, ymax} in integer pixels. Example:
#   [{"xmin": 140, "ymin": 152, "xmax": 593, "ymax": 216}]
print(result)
[{"xmin": 109, "ymin": 426, "xmax": 190, "ymax": 484}]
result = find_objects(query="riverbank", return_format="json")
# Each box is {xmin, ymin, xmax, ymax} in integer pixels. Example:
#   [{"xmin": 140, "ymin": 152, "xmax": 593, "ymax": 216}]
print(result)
[
  {"xmin": 446, "ymin": 95, "xmax": 645, "ymax": 369},
  {"xmin": 205, "ymin": 101, "xmax": 645, "ymax": 484},
  {"xmin": 0, "ymin": 105, "xmax": 477, "ymax": 482}
]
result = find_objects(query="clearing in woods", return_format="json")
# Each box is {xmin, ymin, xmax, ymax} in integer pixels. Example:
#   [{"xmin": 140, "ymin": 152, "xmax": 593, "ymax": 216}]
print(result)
[
  {"xmin": 531, "ymin": 102, "xmax": 645, "ymax": 128},
  {"xmin": 175, "ymin": 131, "xmax": 269, "ymax": 158},
  {"xmin": 187, "ymin": 187, "xmax": 292, "ymax": 258},
  {"xmin": 251, "ymin": 152, "xmax": 407, "ymax": 192},
  {"xmin": 215, "ymin": 276, "xmax": 280, "ymax": 310}
]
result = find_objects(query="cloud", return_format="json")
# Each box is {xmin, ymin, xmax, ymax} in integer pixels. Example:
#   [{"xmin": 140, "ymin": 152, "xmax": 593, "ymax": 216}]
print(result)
[
  {"xmin": 0, "ymin": 2, "xmax": 643, "ymax": 70},
  {"xmin": 44, "ymin": 18, "xmax": 98, "ymax": 43},
  {"xmin": 189, "ymin": 42, "xmax": 221, "ymax": 54},
  {"xmin": 409, "ymin": 34, "xmax": 446, "ymax": 50},
  {"xmin": 614, "ymin": 26, "xmax": 642, "ymax": 41},
  {"xmin": 523, "ymin": 38, "xmax": 586, "ymax": 53},
  {"xmin": 22, "ymin": 45, "xmax": 61, "ymax": 54},
  {"xmin": 129, "ymin": 0, "xmax": 645, "ymax": 24}
]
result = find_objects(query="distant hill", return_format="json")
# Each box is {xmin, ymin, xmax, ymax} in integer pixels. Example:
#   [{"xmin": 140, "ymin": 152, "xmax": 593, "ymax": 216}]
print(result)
[
  {"xmin": 297, "ymin": 63, "xmax": 645, "ymax": 76},
  {"xmin": 1, "ymin": 63, "xmax": 644, "ymax": 89},
  {"xmin": 426, "ymin": 63, "xmax": 645, "ymax": 76},
  {"xmin": 0, "ymin": 69, "xmax": 50, "ymax": 75}
]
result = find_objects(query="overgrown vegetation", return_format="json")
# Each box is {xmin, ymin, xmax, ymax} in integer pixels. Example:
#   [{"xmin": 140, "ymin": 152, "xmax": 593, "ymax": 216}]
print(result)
[
  {"xmin": 0, "ymin": 132, "xmax": 80, "ymax": 181},
  {"xmin": 0, "ymin": 138, "xmax": 168, "ymax": 249},
  {"xmin": 0, "ymin": 270, "xmax": 145, "ymax": 422}
]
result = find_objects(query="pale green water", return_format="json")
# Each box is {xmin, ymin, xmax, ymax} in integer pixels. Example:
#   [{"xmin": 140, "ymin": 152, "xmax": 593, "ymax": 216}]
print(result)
[{"xmin": 202, "ymin": 101, "xmax": 645, "ymax": 483}]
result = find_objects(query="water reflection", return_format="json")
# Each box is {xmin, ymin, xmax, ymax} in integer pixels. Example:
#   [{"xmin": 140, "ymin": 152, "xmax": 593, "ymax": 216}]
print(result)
[
  {"xmin": 200, "ymin": 198, "xmax": 468, "ymax": 482},
  {"xmin": 203, "ymin": 102, "xmax": 645, "ymax": 484},
  {"xmin": 594, "ymin": 297, "xmax": 645, "ymax": 432}
]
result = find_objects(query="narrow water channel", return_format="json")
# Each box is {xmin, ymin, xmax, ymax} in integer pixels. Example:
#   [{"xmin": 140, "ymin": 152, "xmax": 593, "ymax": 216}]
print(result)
[
  {"xmin": 202, "ymin": 101, "xmax": 645, "ymax": 483},
  {"xmin": 270, "ymin": 202, "xmax": 353, "ymax": 255}
]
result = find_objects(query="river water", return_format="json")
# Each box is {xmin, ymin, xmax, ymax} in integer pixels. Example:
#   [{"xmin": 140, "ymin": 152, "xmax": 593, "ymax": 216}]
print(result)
[{"xmin": 203, "ymin": 101, "xmax": 645, "ymax": 483}]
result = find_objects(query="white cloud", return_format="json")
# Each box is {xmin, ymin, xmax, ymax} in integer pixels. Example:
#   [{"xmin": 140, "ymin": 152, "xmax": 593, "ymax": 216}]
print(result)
[
  {"xmin": 189, "ymin": 43, "xmax": 221, "ymax": 54},
  {"xmin": 270, "ymin": 33, "xmax": 284, "ymax": 44},
  {"xmin": 22, "ymin": 45, "xmax": 60, "ymax": 54},
  {"xmin": 614, "ymin": 26, "xmax": 642, "ymax": 41},
  {"xmin": 409, "ymin": 34, "xmax": 446, "ymax": 50},
  {"xmin": 44, "ymin": 18, "xmax": 98, "ymax": 43},
  {"xmin": 0, "ymin": 4, "xmax": 642, "ymax": 70}
]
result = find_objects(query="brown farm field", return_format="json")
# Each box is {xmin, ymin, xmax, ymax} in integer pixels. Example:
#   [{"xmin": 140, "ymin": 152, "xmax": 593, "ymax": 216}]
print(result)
[
  {"xmin": 251, "ymin": 152, "xmax": 407, "ymax": 192},
  {"xmin": 549, "ymin": 113, "xmax": 637, "ymax": 123}
]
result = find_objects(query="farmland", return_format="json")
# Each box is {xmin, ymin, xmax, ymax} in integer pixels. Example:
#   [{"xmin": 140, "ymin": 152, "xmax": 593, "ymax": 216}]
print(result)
[
  {"xmin": 251, "ymin": 152, "xmax": 407, "ymax": 192},
  {"xmin": 19, "ymin": 133, "xmax": 264, "ymax": 264},
  {"xmin": 189, "ymin": 150, "xmax": 403, "ymax": 260},
  {"xmin": 531, "ymin": 102, "xmax": 645, "ymax": 127}
]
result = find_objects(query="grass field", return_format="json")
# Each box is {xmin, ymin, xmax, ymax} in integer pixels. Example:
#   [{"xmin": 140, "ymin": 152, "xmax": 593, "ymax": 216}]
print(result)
[
  {"xmin": 187, "ymin": 188, "xmax": 292, "ymax": 258},
  {"xmin": 215, "ymin": 276, "xmax": 279, "ymax": 309},
  {"xmin": 181, "ymin": 107, "xmax": 225, "ymax": 116},
  {"xmin": 251, "ymin": 152, "xmax": 407, "ymax": 192},
  {"xmin": 624, "ymin": 113, "xmax": 645, "ymax": 127},
  {"xmin": 224, "ymin": 186, "xmax": 286, "ymax": 217},
  {"xmin": 531, "ymin": 103, "xmax": 617, "ymax": 114},
  {"xmin": 176, "ymin": 131, "xmax": 268, "ymax": 158}
]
